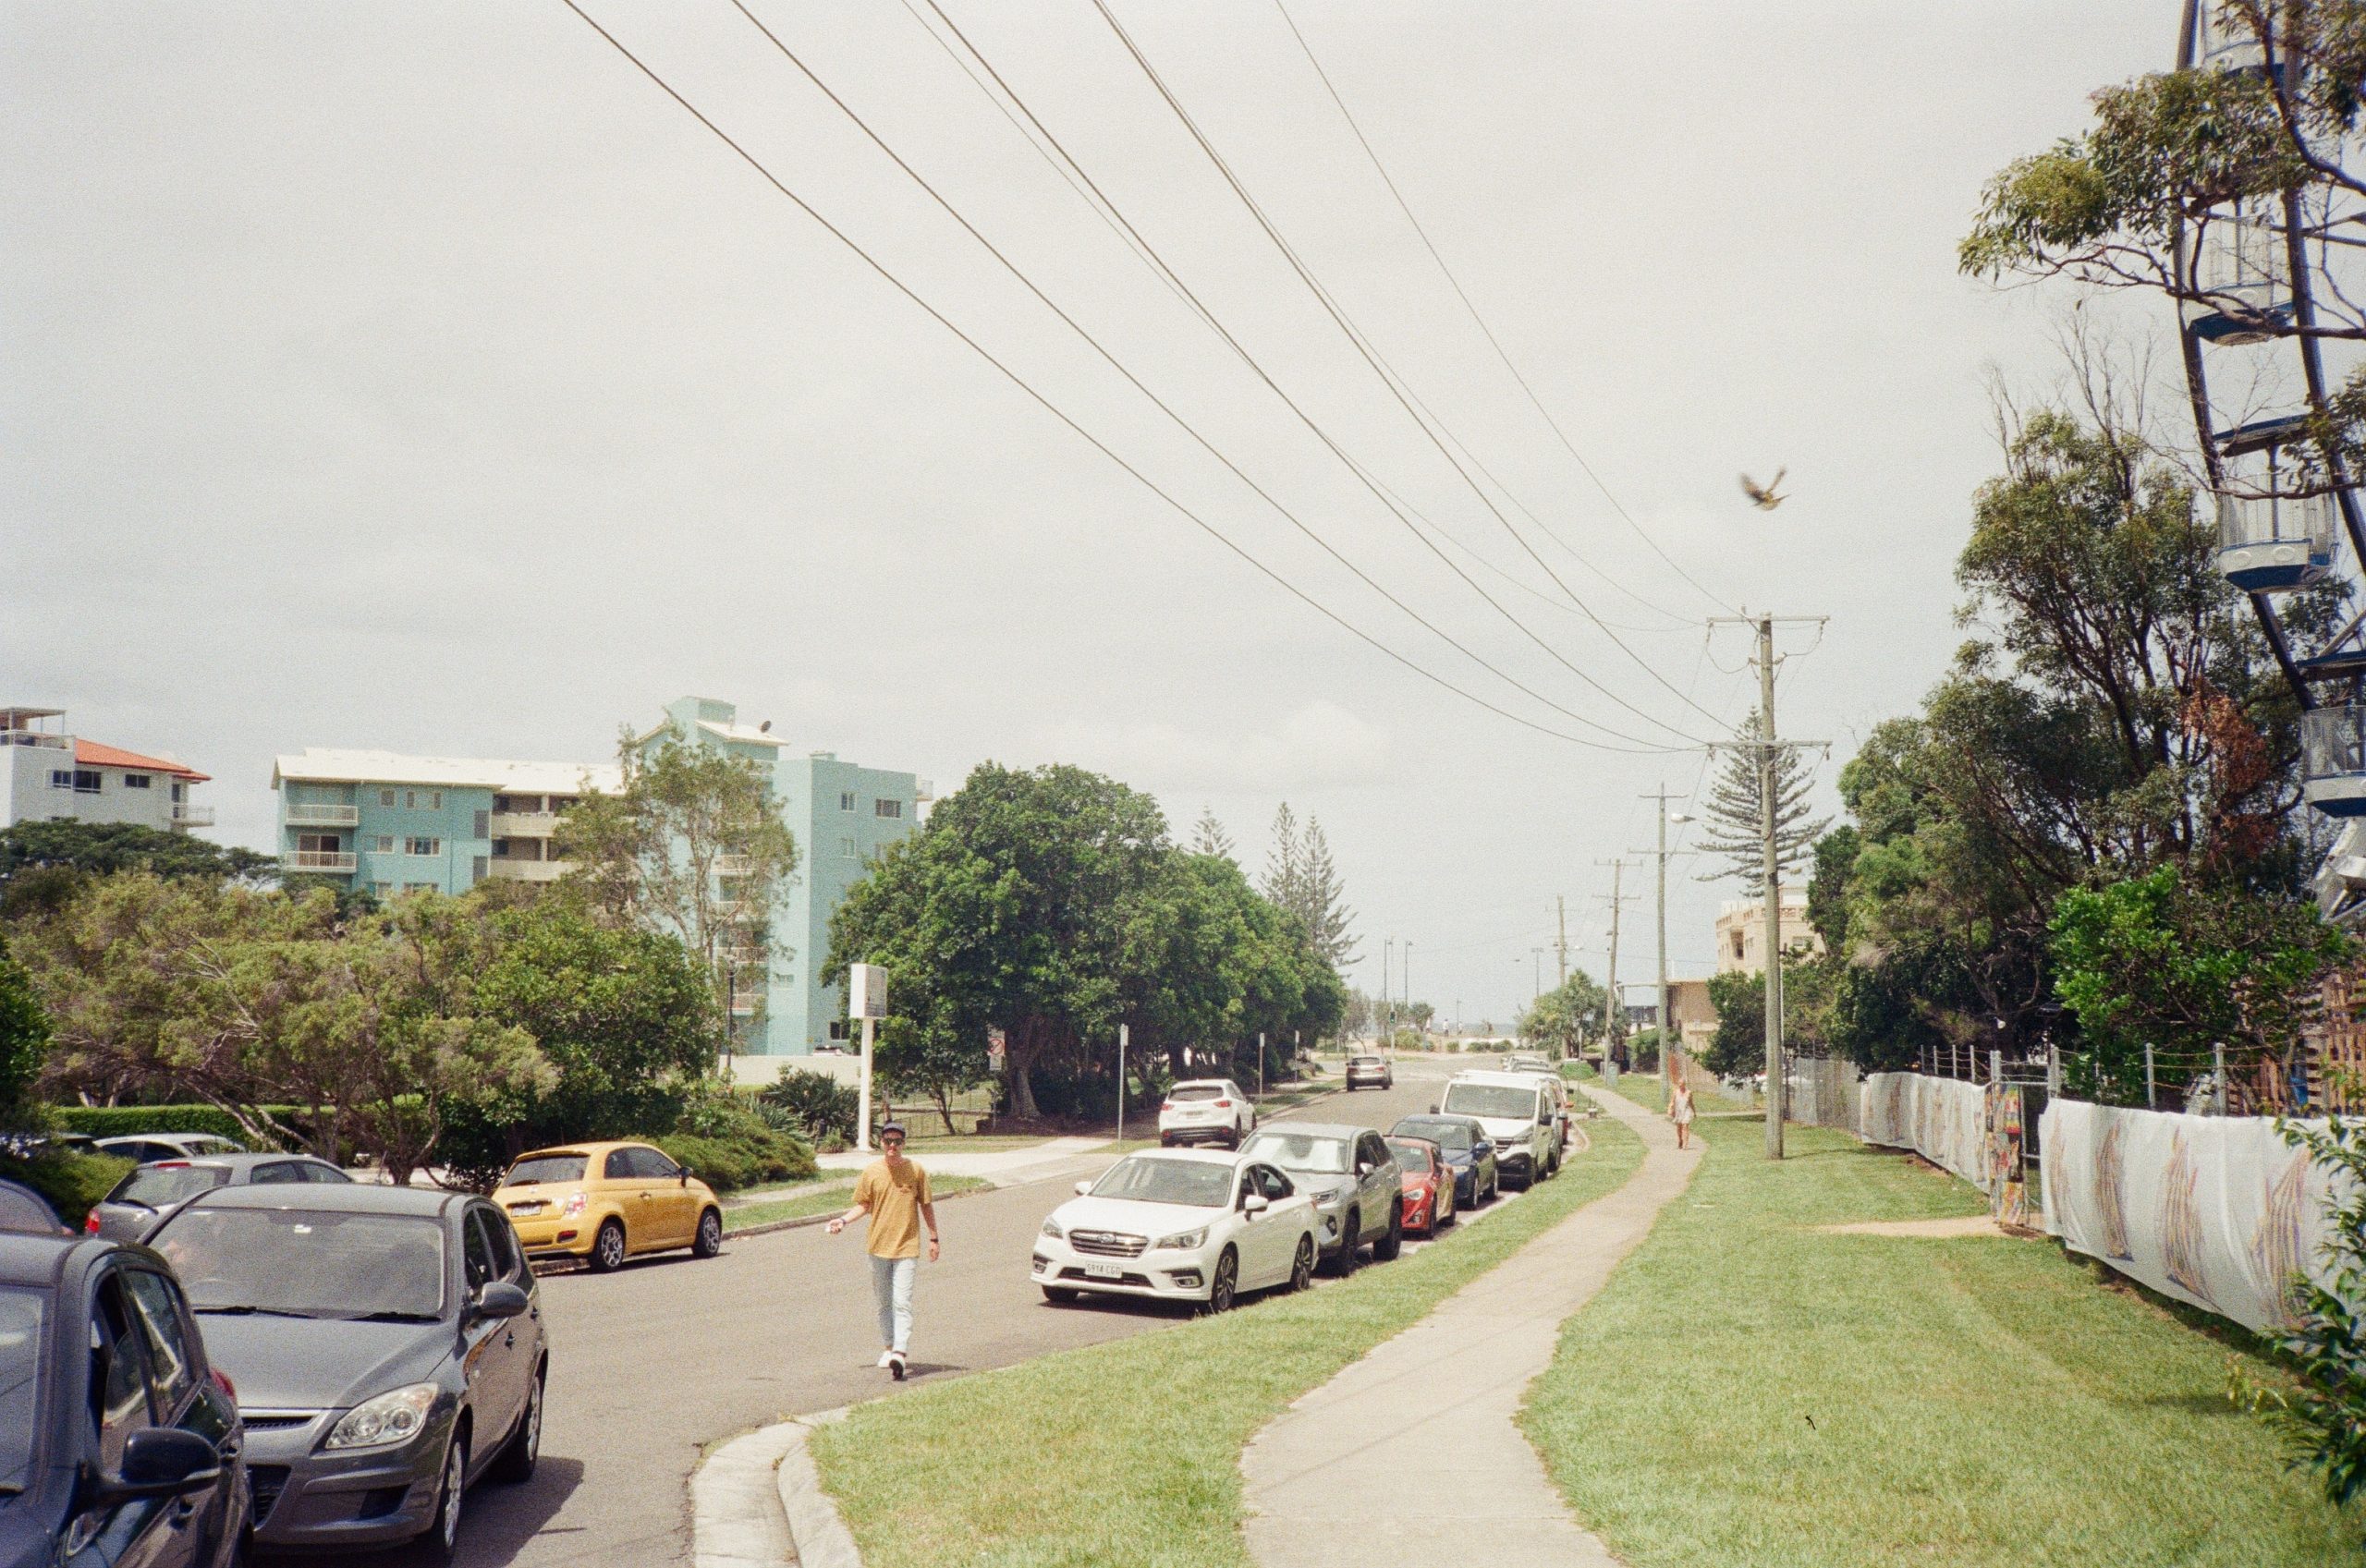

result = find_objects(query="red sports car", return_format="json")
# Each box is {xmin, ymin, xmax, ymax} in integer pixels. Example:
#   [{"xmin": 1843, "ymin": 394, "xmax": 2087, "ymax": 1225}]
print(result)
[{"xmin": 1384, "ymin": 1136, "xmax": 1456, "ymax": 1236}]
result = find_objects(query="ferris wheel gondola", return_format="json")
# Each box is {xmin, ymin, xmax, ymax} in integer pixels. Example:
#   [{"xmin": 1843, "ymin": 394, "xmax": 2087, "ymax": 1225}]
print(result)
[{"xmin": 2172, "ymin": 1, "xmax": 2366, "ymax": 916}]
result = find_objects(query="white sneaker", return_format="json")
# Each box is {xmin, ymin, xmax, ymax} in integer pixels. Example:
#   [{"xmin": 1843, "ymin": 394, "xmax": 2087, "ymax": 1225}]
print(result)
[
  {"xmin": 888, "ymin": 1352, "xmax": 908, "ymax": 1381},
  {"xmin": 876, "ymin": 1350, "xmax": 896, "ymax": 1368}
]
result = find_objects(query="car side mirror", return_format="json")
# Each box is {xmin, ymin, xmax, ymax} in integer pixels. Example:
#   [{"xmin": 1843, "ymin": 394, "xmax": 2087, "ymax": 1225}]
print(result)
[
  {"xmin": 1428, "ymin": 1103, "xmax": 1440, "ymax": 1115},
  {"xmin": 1356, "ymin": 1161, "xmax": 1373, "ymax": 1176},
  {"xmin": 679, "ymin": 1167, "xmax": 692, "ymax": 1186},
  {"xmin": 1242, "ymin": 1194, "xmax": 1270, "ymax": 1215},
  {"xmin": 1075, "ymin": 1180, "xmax": 1094, "ymax": 1197},
  {"xmin": 470, "ymin": 1281, "xmax": 531, "ymax": 1321},
  {"xmin": 99, "ymin": 1428, "xmax": 221, "ymax": 1502}
]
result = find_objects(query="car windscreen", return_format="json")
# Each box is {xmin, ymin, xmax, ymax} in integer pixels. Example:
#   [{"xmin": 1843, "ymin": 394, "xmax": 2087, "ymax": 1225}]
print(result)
[
  {"xmin": 152, "ymin": 1208, "xmax": 447, "ymax": 1320},
  {"xmin": 1386, "ymin": 1142, "xmax": 1433, "ymax": 1173},
  {"xmin": 505, "ymin": 1154, "xmax": 588, "ymax": 1186},
  {"xmin": 1443, "ymin": 1084, "xmax": 1541, "ymax": 1121},
  {"xmin": 1089, "ymin": 1158, "xmax": 1233, "ymax": 1208},
  {"xmin": 0, "ymin": 1287, "xmax": 40, "ymax": 1493},
  {"xmin": 1348, "ymin": 1057, "xmax": 1380, "ymax": 1067},
  {"xmin": 1167, "ymin": 1085, "xmax": 1223, "ymax": 1101},
  {"xmin": 1395, "ymin": 1120, "xmax": 1474, "ymax": 1151},
  {"xmin": 1239, "ymin": 1131, "xmax": 1351, "ymax": 1174},
  {"xmin": 110, "ymin": 1164, "xmax": 233, "ymax": 1209}
]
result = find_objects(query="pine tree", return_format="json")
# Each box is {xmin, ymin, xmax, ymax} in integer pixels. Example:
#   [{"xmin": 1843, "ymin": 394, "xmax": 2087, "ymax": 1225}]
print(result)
[
  {"xmin": 1694, "ymin": 715, "xmax": 1831, "ymax": 894},
  {"xmin": 1262, "ymin": 803, "xmax": 1302, "ymax": 913},
  {"xmin": 1189, "ymin": 807, "xmax": 1235, "ymax": 860},
  {"xmin": 1295, "ymin": 818, "xmax": 1360, "ymax": 970}
]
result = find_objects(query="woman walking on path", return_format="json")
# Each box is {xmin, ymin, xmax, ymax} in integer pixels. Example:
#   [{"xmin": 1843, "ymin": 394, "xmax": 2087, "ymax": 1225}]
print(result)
[
  {"xmin": 1668, "ymin": 1076, "xmax": 1696, "ymax": 1150},
  {"xmin": 825, "ymin": 1121, "xmax": 940, "ymax": 1380}
]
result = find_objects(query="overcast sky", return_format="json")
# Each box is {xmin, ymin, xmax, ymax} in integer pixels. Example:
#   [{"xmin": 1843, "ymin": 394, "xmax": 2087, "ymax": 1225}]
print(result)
[{"xmin": 4, "ymin": 1, "xmax": 2175, "ymax": 1026}]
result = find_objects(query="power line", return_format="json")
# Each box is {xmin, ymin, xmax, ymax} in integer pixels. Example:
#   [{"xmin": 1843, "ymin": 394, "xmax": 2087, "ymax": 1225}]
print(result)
[
  {"xmin": 1088, "ymin": 0, "xmax": 1730, "ymax": 734},
  {"xmin": 884, "ymin": 0, "xmax": 1709, "ymax": 747},
  {"xmin": 721, "ymin": 0, "xmax": 1689, "ymax": 752},
  {"xmin": 1269, "ymin": 0, "xmax": 1738, "ymax": 619},
  {"xmin": 554, "ymin": 0, "xmax": 1679, "ymax": 755}
]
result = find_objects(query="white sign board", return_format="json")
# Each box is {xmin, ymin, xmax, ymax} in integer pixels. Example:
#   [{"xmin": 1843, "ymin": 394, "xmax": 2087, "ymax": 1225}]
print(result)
[{"xmin": 848, "ymin": 963, "xmax": 889, "ymax": 1020}]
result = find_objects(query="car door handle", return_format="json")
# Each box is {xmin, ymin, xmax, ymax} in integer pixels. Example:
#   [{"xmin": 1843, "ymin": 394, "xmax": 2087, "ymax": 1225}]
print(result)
[{"xmin": 504, "ymin": 1331, "xmax": 516, "ymax": 1349}]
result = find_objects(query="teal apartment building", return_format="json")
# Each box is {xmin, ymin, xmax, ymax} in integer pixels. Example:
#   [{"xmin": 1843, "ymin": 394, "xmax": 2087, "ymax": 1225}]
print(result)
[{"xmin": 273, "ymin": 696, "xmax": 926, "ymax": 1056}]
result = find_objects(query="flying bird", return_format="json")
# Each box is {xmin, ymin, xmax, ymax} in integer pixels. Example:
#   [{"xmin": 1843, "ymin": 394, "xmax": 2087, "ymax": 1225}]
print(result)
[{"xmin": 1739, "ymin": 468, "xmax": 1787, "ymax": 510}]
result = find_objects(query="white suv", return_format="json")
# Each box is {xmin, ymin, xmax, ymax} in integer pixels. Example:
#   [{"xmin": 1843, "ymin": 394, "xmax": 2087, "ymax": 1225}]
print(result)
[
  {"xmin": 1159, "ymin": 1078, "xmax": 1255, "ymax": 1148},
  {"xmin": 1437, "ymin": 1071, "xmax": 1559, "ymax": 1188}
]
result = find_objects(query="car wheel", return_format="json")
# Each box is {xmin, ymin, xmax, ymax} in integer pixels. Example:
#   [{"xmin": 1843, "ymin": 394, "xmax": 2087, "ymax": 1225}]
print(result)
[
  {"xmin": 692, "ymin": 1208, "xmax": 723, "ymax": 1258},
  {"xmin": 1204, "ymin": 1247, "xmax": 1238, "ymax": 1314},
  {"xmin": 590, "ymin": 1219, "xmax": 627, "ymax": 1272},
  {"xmin": 1287, "ymin": 1234, "xmax": 1315, "ymax": 1292},
  {"xmin": 1160, "ymin": 1134, "xmax": 1175, "ymax": 1148},
  {"xmin": 1041, "ymin": 1285, "xmax": 1079, "ymax": 1305},
  {"xmin": 1373, "ymin": 1201, "xmax": 1403, "ymax": 1261},
  {"xmin": 426, "ymin": 1430, "xmax": 468, "ymax": 1562},
  {"xmin": 1328, "ymin": 1211, "xmax": 1360, "ymax": 1277},
  {"xmin": 492, "ymin": 1367, "xmax": 543, "ymax": 1484}
]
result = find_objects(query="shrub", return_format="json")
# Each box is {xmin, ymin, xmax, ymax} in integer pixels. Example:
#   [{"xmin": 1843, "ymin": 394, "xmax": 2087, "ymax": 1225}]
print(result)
[
  {"xmin": 1, "ymin": 1150, "xmax": 132, "ymax": 1229},
  {"xmin": 759, "ymin": 1070, "xmax": 860, "ymax": 1148},
  {"xmin": 53, "ymin": 1104, "xmax": 289, "ymax": 1147},
  {"xmin": 656, "ymin": 1091, "xmax": 816, "ymax": 1192}
]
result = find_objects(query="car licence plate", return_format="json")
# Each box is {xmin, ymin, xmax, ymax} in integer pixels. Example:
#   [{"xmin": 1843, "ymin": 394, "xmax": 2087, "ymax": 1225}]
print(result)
[{"xmin": 1084, "ymin": 1264, "xmax": 1124, "ymax": 1280}]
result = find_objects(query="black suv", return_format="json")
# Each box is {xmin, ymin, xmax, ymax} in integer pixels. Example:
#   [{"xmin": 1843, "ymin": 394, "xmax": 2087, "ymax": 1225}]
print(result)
[{"xmin": 0, "ymin": 1233, "xmax": 249, "ymax": 1568}]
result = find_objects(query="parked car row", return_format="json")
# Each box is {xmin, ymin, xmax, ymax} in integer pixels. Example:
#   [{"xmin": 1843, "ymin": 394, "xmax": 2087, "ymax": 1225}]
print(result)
[{"xmin": 1032, "ymin": 1105, "xmax": 1539, "ymax": 1312}]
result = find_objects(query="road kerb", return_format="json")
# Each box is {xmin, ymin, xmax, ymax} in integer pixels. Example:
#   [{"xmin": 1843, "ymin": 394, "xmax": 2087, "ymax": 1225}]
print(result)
[{"xmin": 690, "ymin": 1422, "xmax": 800, "ymax": 1568}]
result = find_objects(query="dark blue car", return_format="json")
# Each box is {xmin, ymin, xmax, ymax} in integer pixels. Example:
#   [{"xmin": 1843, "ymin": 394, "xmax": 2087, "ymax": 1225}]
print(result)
[
  {"xmin": 0, "ymin": 1232, "xmax": 249, "ymax": 1568},
  {"xmin": 1389, "ymin": 1113, "xmax": 1499, "ymax": 1207}
]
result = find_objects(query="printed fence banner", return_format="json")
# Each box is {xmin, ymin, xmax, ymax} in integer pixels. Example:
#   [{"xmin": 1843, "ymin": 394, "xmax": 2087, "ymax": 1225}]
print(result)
[
  {"xmin": 1986, "ymin": 1086, "xmax": 2028, "ymax": 1229},
  {"xmin": 2040, "ymin": 1100, "xmax": 2336, "ymax": 1335},
  {"xmin": 1860, "ymin": 1073, "xmax": 1993, "ymax": 1193}
]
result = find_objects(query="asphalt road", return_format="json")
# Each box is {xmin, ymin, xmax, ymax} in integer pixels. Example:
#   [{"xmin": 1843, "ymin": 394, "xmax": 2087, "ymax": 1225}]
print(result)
[{"xmin": 278, "ymin": 1059, "xmax": 1466, "ymax": 1568}]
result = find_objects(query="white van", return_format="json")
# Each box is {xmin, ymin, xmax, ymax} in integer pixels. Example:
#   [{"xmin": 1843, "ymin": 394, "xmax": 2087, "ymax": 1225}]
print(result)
[{"xmin": 1435, "ymin": 1071, "xmax": 1559, "ymax": 1188}]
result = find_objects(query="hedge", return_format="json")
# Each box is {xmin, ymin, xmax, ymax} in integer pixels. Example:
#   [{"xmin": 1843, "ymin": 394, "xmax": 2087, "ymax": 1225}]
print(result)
[
  {"xmin": 652, "ymin": 1126, "xmax": 817, "ymax": 1194},
  {"xmin": 1, "ymin": 1150, "xmax": 133, "ymax": 1229}
]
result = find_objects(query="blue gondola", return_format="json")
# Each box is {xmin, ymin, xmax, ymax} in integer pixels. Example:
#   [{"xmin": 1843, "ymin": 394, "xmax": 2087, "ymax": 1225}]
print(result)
[
  {"xmin": 2302, "ymin": 706, "xmax": 2366, "ymax": 817},
  {"xmin": 2216, "ymin": 486, "xmax": 2337, "ymax": 590}
]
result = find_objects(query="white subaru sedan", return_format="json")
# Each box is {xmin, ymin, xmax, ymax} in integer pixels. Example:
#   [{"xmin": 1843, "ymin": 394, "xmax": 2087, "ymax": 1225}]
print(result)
[{"xmin": 1032, "ymin": 1149, "xmax": 1317, "ymax": 1312}]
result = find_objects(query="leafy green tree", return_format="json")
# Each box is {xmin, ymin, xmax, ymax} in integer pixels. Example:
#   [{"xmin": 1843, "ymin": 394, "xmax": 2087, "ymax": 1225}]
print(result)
[
  {"xmin": 1702, "ymin": 969, "xmax": 1773, "ymax": 1080},
  {"xmin": 0, "ymin": 937, "xmax": 49, "ymax": 1136},
  {"xmin": 559, "ymin": 724, "xmax": 799, "ymax": 1033},
  {"xmin": 1518, "ymin": 971, "xmax": 1606, "ymax": 1059},
  {"xmin": 0, "ymin": 820, "xmax": 276, "ymax": 922},
  {"xmin": 2049, "ymin": 863, "xmax": 2351, "ymax": 1103},
  {"xmin": 435, "ymin": 886, "xmax": 719, "ymax": 1185},
  {"xmin": 13, "ymin": 873, "xmax": 551, "ymax": 1182}
]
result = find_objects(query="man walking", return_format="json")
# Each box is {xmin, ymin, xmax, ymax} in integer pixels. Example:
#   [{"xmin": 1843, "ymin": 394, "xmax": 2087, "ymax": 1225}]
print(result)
[{"xmin": 825, "ymin": 1120, "xmax": 939, "ymax": 1380}]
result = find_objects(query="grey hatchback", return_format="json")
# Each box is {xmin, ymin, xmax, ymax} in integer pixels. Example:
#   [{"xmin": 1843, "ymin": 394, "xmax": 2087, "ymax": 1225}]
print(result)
[
  {"xmin": 146, "ymin": 1185, "xmax": 547, "ymax": 1561},
  {"xmin": 85, "ymin": 1152, "xmax": 350, "ymax": 1242}
]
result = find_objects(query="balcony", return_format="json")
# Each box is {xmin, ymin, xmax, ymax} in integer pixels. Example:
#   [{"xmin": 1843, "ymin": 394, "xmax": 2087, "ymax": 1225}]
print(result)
[
  {"xmin": 169, "ymin": 805, "xmax": 216, "ymax": 828},
  {"xmin": 486, "ymin": 858, "xmax": 569, "ymax": 884},
  {"xmin": 490, "ymin": 811, "xmax": 559, "ymax": 837},
  {"xmin": 715, "ymin": 855, "xmax": 754, "ymax": 878},
  {"xmin": 283, "ymin": 851, "xmax": 358, "ymax": 873},
  {"xmin": 284, "ymin": 803, "xmax": 360, "ymax": 828},
  {"xmin": 0, "ymin": 731, "xmax": 68, "ymax": 750}
]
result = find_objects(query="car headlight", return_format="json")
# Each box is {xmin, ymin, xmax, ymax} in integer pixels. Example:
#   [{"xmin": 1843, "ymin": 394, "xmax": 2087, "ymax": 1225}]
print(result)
[
  {"xmin": 323, "ymin": 1383, "xmax": 439, "ymax": 1451},
  {"xmin": 1041, "ymin": 1218, "xmax": 1066, "ymax": 1241},
  {"xmin": 1155, "ymin": 1227, "xmax": 1207, "ymax": 1250},
  {"xmin": 561, "ymin": 1193, "xmax": 589, "ymax": 1218},
  {"xmin": 1312, "ymin": 1190, "xmax": 1344, "ymax": 1209}
]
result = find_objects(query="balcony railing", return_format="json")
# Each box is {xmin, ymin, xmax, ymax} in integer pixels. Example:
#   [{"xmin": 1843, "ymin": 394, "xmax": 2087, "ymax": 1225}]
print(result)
[
  {"xmin": 283, "ymin": 851, "xmax": 358, "ymax": 873},
  {"xmin": 490, "ymin": 811, "xmax": 559, "ymax": 836},
  {"xmin": 284, "ymin": 804, "xmax": 360, "ymax": 827},
  {"xmin": 170, "ymin": 805, "xmax": 216, "ymax": 827},
  {"xmin": 0, "ymin": 731, "xmax": 68, "ymax": 750}
]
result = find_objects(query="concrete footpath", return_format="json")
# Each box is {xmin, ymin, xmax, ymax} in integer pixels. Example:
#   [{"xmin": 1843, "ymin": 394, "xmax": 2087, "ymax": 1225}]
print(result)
[{"xmin": 1240, "ymin": 1085, "xmax": 1700, "ymax": 1568}]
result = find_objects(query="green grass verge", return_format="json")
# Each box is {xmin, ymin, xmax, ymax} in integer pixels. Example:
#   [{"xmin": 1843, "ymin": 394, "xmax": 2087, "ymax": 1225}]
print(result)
[
  {"xmin": 1521, "ymin": 1111, "xmax": 2351, "ymax": 1566},
  {"xmin": 724, "ymin": 1174, "xmax": 990, "ymax": 1233},
  {"xmin": 808, "ymin": 1119, "xmax": 1647, "ymax": 1568}
]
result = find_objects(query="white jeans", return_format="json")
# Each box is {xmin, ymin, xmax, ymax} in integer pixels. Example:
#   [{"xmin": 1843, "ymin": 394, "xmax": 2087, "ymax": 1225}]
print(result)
[{"xmin": 870, "ymin": 1254, "xmax": 916, "ymax": 1353}]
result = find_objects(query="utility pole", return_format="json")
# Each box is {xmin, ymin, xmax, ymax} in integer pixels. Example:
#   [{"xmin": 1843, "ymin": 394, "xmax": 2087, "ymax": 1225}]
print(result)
[
  {"xmin": 1531, "ymin": 946, "xmax": 1545, "ymax": 1003},
  {"xmin": 1555, "ymin": 896, "xmax": 1568, "ymax": 987},
  {"xmin": 1707, "ymin": 612, "xmax": 1828, "ymax": 1160},
  {"xmin": 1380, "ymin": 937, "xmax": 1393, "ymax": 1048},
  {"xmin": 1594, "ymin": 858, "xmax": 1636, "ymax": 1063},
  {"xmin": 1403, "ymin": 941, "xmax": 1413, "ymax": 1048},
  {"xmin": 1636, "ymin": 784, "xmax": 1689, "ymax": 1091}
]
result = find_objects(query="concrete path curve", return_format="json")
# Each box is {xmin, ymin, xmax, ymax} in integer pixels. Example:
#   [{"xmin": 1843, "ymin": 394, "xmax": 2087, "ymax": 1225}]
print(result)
[{"xmin": 1241, "ymin": 1085, "xmax": 1701, "ymax": 1567}]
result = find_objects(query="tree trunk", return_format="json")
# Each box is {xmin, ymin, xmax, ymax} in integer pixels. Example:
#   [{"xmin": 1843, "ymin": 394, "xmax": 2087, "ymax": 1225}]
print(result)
[{"xmin": 1006, "ymin": 1058, "xmax": 1040, "ymax": 1122}]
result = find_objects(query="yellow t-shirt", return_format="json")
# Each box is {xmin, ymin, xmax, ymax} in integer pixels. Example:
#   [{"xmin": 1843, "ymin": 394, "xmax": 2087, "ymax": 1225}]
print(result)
[{"xmin": 854, "ymin": 1158, "xmax": 933, "ymax": 1259}]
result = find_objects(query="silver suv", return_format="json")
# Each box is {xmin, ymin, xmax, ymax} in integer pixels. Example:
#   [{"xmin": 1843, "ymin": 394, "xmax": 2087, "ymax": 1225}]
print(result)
[
  {"xmin": 1238, "ymin": 1124, "xmax": 1401, "ymax": 1274},
  {"xmin": 1343, "ymin": 1054, "xmax": 1394, "ymax": 1090}
]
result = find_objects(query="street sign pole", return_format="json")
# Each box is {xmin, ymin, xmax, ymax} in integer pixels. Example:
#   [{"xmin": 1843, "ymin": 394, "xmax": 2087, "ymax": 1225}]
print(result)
[
  {"xmin": 849, "ymin": 963, "xmax": 888, "ymax": 1153},
  {"xmin": 1117, "ymin": 1024, "xmax": 1129, "ymax": 1145}
]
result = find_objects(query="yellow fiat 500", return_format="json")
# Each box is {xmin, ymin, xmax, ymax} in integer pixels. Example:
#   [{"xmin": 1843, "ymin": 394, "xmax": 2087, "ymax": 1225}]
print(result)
[{"xmin": 493, "ymin": 1140, "xmax": 725, "ymax": 1271}]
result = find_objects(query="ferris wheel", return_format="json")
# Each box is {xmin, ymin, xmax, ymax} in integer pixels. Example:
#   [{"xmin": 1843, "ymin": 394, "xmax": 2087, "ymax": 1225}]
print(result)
[{"xmin": 2173, "ymin": 2, "xmax": 2366, "ymax": 919}]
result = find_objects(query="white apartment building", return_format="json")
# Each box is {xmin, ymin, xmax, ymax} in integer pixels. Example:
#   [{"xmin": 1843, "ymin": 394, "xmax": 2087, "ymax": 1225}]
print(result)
[
  {"xmin": 1714, "ymin": 891, "xmax": 1823, "ymax": 976},
  {"xmin": 1, "ymin": 706, "xmax": 213, "ymax": 833}
]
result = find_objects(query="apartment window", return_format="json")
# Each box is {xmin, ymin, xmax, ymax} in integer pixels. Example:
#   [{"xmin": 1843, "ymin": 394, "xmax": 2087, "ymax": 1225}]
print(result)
[
  {"xmin": 122, "ymin": 773, "xmax": 152, "ymax": 789},
  {"xmin": 839, "ymin": 836, "xmax": 857, "ymax": 858},
  {"xmin": 407, "ymin": 837, "xmax": 441, "ymax": 857},
  {"xmin": 873, "ymin": 798, "xmax": 902, "ymax": 819},
  {"xmin": 379, "ymin": 789, "xmax": 396, "ymax": 808},
  {"xmin": 828, "ymin": 1019, "xmax": 849, "ymax": 1040},
  {"xmin": 373, "ymin": 835, "xmax": 396, "ymax": 854},
  {"xmin": 430, "ymin": 790, "xmax": 444, "ymax": 810},
  {"xmin": 491, "ymin": 838, "xmax": 510, "ymax": 859},
  {"xmin": 48, "ymin": 770, "xmax": 69, "ymax": 790},
  {"xmin": 50, "ymin": 769, "xmax": 101, "ymax": 794},
  {"xmin": 297, "ymin": 833, "xmax": 341, "ymax": 856},
  {"xmin": 549, "ymin": 796, "xmax": 578, "ymax": 813},
  {"xmin": 404, "ymin": 882, "xmax": 435, "ymax": 894},
  {"xmin": 372, "ymin": 883, "xmax": 394, "ymax": 900},
  {"xmin": 472, "ymin": 856, "xmax": 488, "ymax": 884},
  {"xmin": 473, "ymin": 809, "xmax": 490, "ymax": 838},
  {"xmin": 839, "ymin": 791, "xmax": 856, "ymax": 811}
]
